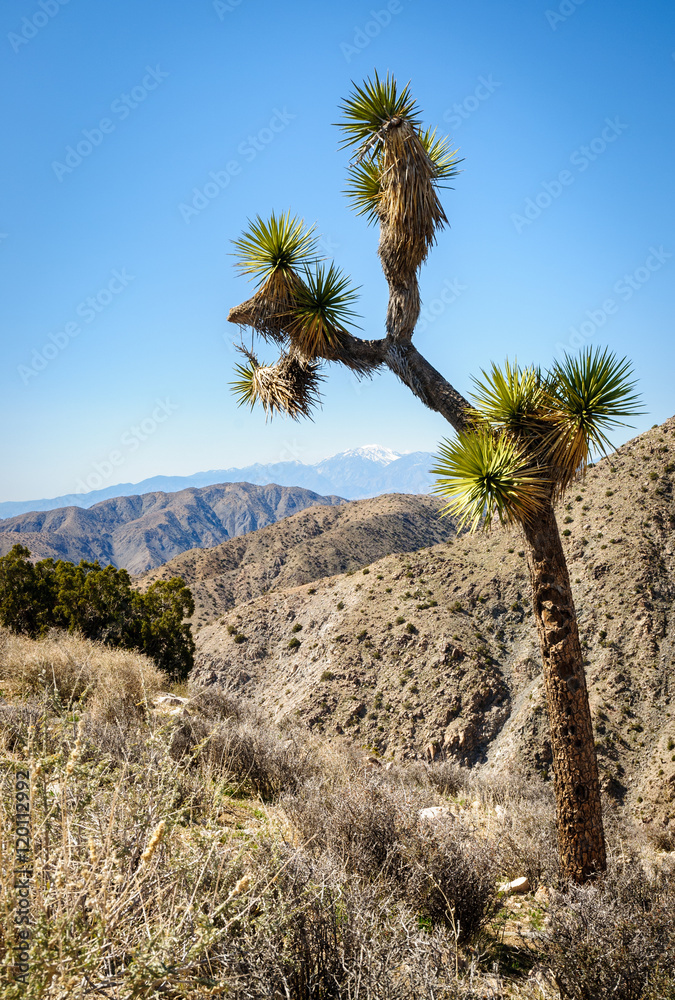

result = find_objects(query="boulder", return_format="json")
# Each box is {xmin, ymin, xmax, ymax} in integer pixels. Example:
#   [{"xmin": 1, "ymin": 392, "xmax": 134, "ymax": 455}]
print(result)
[
  {"xmin": 498, "ymin": 876, "xmax": 530, "ymax": 895},
  {"xmin": 418, "ymin": 806, "xmax": 454, "ymax": 823}
]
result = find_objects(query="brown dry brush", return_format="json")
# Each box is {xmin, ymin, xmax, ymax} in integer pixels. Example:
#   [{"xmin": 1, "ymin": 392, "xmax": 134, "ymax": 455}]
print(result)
[
  {"xmin": 0, "ymin": 705, "xmax": 501, "ymax": 999},
  {"xmin": 1, "ymin": 661, "xmax": 673, "ymax": 998},
  {"xmin": 544, "ymin": 855, "xmax": 675, "ymax": 1000},
  {"xmin": 282, "ymin": 777, "xmax": 501, "ymax": 944}
]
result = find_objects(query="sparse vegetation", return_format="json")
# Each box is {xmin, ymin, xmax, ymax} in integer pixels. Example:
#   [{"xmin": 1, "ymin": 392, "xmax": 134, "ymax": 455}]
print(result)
[{"xmin": 2, "ymin": 674, "xmax": 673, "ymax": 998}]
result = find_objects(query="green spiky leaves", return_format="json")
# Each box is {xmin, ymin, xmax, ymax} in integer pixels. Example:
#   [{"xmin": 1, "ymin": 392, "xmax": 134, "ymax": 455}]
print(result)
[
  {"xmin": 432, "ymin": 428, "xmax": 548, "ymax": 531},
  {"xmin": 344, "ymin": 159, "xmax": 383, "ymax": 224},
  {"xmin": 470, "ymin": 360, "xmax": 549, "ymax": 434},
  {"xmin": 546, "ymin": 348, "xmax": 643, "ymax": 485},
  {"xmin": 338, "ymin": 74, "xmax": 457, "ymax": 274},
  {"xmin": 337, "ymin": 71, "xmax": 421, "ymax": 158},
  {"xmin": 232, "ymin": 211, "xmax": 319, "ymax": 287},
  {"xmin": 433, "ymin": 348, "xmax": 642, "ymax": 532},
  {"xmin": 287, "ymin": 263, "xmax": 361, "ymax": 357},
  {"xmin": 229, "ymin": 212, "xmax": 362, "ymax": 364},
  {"xmin": 419, "ymin": 128, "xmax": 463, "ymax": 184}
]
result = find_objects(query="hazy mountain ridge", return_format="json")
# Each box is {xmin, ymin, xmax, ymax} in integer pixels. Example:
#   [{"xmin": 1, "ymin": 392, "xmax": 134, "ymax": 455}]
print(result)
[
  {"xmin": 139, "ymin": 494, "xmax": 458, "ymax": 627},
  {"xmin": 0, "ymin": 446, "xmax": 435, "ymax": 517},
  {"xmin": 0, "ymin": 483, "xmax": 346, "ymax": 575},
  {"xmin": 191, "ymin": 417, "xmax": 675, "ymax": 836}
]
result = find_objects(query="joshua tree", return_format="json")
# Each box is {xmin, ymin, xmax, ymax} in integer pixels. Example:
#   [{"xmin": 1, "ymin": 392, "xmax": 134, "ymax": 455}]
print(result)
[{"xmin": 226, "ymin": 73, "xmax": 640, "ymax": 882}]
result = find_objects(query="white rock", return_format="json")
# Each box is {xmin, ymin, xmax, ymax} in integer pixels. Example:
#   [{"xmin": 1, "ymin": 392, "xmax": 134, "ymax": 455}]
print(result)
[
  {"xmin": 499, "ymin": 876, "xmax": 530, "ymax": 895},
  {"xmin": 419, "ymin": 806, "xmax": 454, "ymax": 823},
  {"xmin": 154, "ymin": 694, "xmax": 189, "ymax": 708}
]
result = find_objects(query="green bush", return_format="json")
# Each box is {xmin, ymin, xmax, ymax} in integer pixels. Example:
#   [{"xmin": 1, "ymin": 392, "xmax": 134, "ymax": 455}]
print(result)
[{"xmin": 0, "ymin": 544, "xmax": 194, "ymax": 678}]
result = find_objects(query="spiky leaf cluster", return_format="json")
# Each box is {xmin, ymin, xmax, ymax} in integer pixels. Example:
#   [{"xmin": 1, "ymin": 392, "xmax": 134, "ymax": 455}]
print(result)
[
  {"xmin": 232, "ymin": 211, "xmax": 319, "ymax": 286},
  {"xmin": 433, "ymin": 348, "xmax": 642, "ymax": 531},
  {"xmin": 338, "ymin": 73, "xmax": 460, "ymax": 273},
  {"xmin": 286, "ymin": 263, "xmax": 361, "ymax": 358},
  {"xmin": 431, "ymin": 428, "xmax": 548, "ymax": 531},
  {"xmin": 228, "ymin": 213, "xmax": 365, "ymax": 416},
  {"xmin": 345, "ymin": 128, "xmax": 461, "ymax": 224},
  {"xmin": 337, "ymin": 71, "xmax": 421, "ymax": 160}
]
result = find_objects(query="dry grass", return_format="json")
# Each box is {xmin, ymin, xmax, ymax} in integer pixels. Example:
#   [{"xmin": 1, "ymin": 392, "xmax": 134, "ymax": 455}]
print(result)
[
  {"xmin": 1, "ymin": 654, "xmax": 674, "ymax": 998},
  {"xmin": 0, "ymin": 629, "xmax": 165, "ymax": 724},
  {"xmin": 0, "ymin": 697, "xmax": 506, "ymax": 999}
]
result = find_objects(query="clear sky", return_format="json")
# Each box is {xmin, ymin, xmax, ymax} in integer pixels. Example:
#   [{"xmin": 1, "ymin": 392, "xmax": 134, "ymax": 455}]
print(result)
[{"xmin": 1, "ymin": 0, "xmax": 674, "ymax": 502}]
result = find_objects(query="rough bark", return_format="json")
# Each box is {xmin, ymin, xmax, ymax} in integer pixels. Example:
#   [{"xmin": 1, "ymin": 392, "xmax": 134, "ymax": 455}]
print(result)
[
  {"xmin": 383, "ymin": 341, "xmax": 469, "ymax": 432},
  {"xmin": 522, "ymin": 499, "xmax": 607, "ymax": 882}
]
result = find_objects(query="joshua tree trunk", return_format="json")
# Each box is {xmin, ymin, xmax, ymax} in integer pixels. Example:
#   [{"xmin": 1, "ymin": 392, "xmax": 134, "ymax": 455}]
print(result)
[{"xmin": 521, "ymin": 498, "xmax": 606, "ymax": 881}]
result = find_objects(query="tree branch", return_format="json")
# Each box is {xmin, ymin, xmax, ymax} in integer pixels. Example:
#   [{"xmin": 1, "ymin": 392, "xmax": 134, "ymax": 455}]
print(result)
[
  {"xmin": 228, "ymin": 311, "xmax": 471, "ymax": 433},
  {"xmin": 383, "ymin": 340, "xmax": 469, "ymax": 433}
]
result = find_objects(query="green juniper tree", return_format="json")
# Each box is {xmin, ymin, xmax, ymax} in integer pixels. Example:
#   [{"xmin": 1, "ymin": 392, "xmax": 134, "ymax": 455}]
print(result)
[
  {"xmin": 226, "ymin": 73, "xmax": 641, "ymax": 882},
  {"xmin": 0, "ymin": 545, "xmax": 195, "ymax": 679}
]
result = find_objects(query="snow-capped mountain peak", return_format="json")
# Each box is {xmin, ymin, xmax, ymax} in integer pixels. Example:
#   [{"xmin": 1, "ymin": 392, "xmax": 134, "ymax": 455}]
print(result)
[{"xmin": 333, "ymin": 445, "xmax": 401, "ymax": 465}]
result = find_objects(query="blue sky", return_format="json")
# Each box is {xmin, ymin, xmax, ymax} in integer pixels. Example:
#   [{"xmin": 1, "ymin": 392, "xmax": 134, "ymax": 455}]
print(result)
[{"xmin": 1, "ymin": 0, "xmax": 674, "ymax": 502}]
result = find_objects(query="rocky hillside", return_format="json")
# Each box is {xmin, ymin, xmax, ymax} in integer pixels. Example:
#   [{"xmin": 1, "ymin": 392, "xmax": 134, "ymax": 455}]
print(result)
[
  {"xmin": 0, "ymin": 483, "xmax": 345, "ymax": 574},
  {"xmin": 191, "ymin": 417, "xmax": 675, "ymax": 840},
  {"xmin": 140, "ymin": 494, "xmax": 458, "ymax": 628}
]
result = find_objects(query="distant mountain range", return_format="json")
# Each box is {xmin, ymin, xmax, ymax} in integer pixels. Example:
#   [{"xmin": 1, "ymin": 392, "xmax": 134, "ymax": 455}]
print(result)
[
  {"xmin": 0, "ymin": 446, "xmax": 436, "ymax": 519},
  {"xmin": 140, "ymin": 493, "xmax": 457, "ymax": 628},
  {"xmin": 0, "ymin": 483, "xmax": 346, "ymax": 575}
]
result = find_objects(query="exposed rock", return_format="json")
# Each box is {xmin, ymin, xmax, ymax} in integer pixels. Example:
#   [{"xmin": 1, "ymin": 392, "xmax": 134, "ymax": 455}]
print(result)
[
  {"xmin": 499, "ymin": 877, "xmax": 530, "ymax": 895},
  {"xmin": 419, "ymin": 806, "xmax": 454, "ymax": 823}
]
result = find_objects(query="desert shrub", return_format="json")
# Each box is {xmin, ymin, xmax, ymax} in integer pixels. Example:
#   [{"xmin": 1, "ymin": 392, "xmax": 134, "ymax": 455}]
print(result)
[
  {"xmin": 545, "ymin": 858, "xmax": 675, "ymax": 1000},
  {"xmin": 218, "ymin": 843, "xmax": 469, "ymax": 1000},
  {"xmin": 403, "ymin": 823, "xmax": 500, "ymax": 942},
  {"xmin": 0, "ymin": 545, "xmax": 195, "ymax": 678},
  {"xmin": 0, "ymin": 628, "xmax": 164, "ymax": 721},
  {"xmin": 171, "ymin": 715, "xmax": 321, "ymax": 800},
  {"xmin": 427, "ymin": 759, "xmax": 468, "ymax": 797},
  {"xmin": 187, "ymin": 687, "xmax": 245, "ymax": 721},
  {"xmin": 640, "ymin": 971, "xmax": 675, "ymax": 999},
  {"xmin": 0, "ymin": 701, "xmax": 46, "ymax": 752},
  {"xmin": 286, "ymin": 781, "xmax": 410, "ymax": 878},
  {"xmin": 466, "ymin": 765, "xmax": 560, "ymax": 889},
  {"xmin": 284, "ymin": 780, "xmax": 499, "ymax": 942}
]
